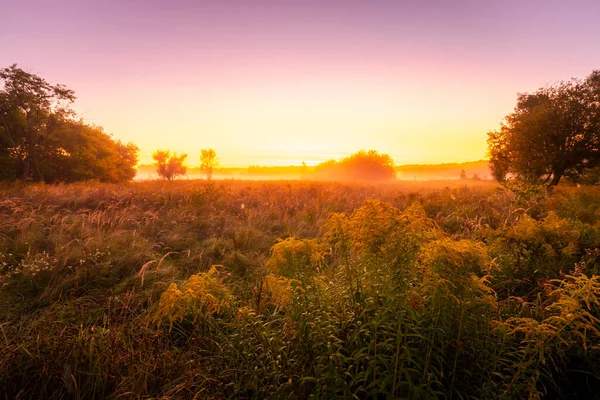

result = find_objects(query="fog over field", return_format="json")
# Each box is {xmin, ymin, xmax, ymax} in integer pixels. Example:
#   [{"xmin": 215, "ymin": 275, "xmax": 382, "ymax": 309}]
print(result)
[{"xmin": 2, "ymin": 0, "xmax": 600, "ymax": 398}]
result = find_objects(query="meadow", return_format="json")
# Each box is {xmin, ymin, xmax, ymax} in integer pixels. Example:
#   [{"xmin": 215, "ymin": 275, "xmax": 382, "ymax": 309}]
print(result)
[{"xmin": 0, "ymin": 179, "xmax": 599, "ymax": 399}]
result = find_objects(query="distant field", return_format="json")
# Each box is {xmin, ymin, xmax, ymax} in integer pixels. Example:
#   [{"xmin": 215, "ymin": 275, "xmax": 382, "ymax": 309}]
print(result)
[
  {"xmin": 1, "ymin": 180, "xmax": 599, "ymax": 399},
  {"xmin": 135, "ymin": 160, "xmax": 492, "ymax": 181}
]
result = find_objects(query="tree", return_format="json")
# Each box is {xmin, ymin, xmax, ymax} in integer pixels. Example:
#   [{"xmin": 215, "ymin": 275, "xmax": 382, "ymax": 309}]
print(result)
[
  {"xmin": 0, "ymin": 64, "xmax": 75, "ymax": 180},
  {"xmin": 487, "ymin": 70, "xmax": 600, "ymax": 189},
  {"xmin": 53, "ymin": 121, "xmax": 138, "ymax": 182},
  {"xmin": 153, "ymin": 150, "xmax": 187, "ymax": 180},
  {"xmin": 313, "ymin": 150, "xmax": 396, "ymax": 181},
  {"xmin": 200, "ymin": 148, "xmax": 218, "ymax": 180},
  {"xmin": 0, "ymin": 64, "xmax": 139, "ymax": 182}
]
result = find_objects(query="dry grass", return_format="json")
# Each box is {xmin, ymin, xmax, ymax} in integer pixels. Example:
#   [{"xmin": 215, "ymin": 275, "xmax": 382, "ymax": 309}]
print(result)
[{"xmin": 0, "ymin": 179, "xmax": 599, "ymax": 399}]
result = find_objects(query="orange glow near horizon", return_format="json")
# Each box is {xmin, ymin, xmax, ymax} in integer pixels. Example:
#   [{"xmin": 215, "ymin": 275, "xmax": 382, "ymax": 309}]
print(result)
[
  {"xmin": 4, "ymin": 1, "xmax": 600, "ymax": 168},
  {"xmin": 79, "ymin": 75, "xmax": 499, "ymax": 167}
]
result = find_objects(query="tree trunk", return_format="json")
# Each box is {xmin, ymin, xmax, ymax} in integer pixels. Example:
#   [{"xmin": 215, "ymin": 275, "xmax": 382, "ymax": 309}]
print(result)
[
  {"xmin": 21, "ymin": 131, "xmax": 44, "ymax": 182},
  {"xmin": 547, "ymin": 170, "xmax": 563, "ymax": 192},
  {"xmin": 1, "ymin": 121, "xmax": 17, "ymax": 148},
  {"xmin": 33, "ymin": 154, "xmax": 44, "ymax": 181},
  {"xmin": 21, "ymin": 156, "xmax": 30, "ymax": 181}
]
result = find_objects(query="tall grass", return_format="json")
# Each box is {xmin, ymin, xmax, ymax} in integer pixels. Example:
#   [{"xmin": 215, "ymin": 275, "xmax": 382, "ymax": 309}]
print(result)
[{"xmin": 1, "ymin": 180, "xmax": 599, "ymax": 398}]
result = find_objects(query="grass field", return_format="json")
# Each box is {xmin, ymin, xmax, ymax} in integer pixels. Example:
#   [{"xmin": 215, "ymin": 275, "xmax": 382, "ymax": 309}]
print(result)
[{"xmin": 1, "ymin": 179, "xmax": 599, "ymax": 399}]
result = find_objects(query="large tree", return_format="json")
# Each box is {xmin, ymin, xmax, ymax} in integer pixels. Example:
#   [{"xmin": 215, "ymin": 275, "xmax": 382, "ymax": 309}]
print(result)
[
  {"xmin": 488, "ymin": 70, "xmax": 600, "ymax": 189},
  {"xmin": 0, "ymin": 64, "xmax": 75, "ymax": 181},
  {"xmin": 0, "ymin": 64, "xmax": 138, "ymax": 182}
]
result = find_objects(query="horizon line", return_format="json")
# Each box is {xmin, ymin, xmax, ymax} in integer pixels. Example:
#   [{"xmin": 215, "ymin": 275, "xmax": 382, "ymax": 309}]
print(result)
[{"xmin": 136, "ymin": 158, "xmax": 490, "ymax": 169}]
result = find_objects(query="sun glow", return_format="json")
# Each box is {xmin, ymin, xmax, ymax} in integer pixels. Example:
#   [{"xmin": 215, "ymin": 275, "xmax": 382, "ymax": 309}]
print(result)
[
  {"xmin": 116, "ymin": 77, "xmax": 494, "ymax": 167},
  {"xmin": 3, "ymin": 1, "xmax": 600, "ymax": 168}
]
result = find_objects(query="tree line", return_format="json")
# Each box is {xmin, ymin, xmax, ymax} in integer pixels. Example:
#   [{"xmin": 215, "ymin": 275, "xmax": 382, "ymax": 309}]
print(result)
[{"xmin": 2, "ymin": 63, "xmax": 599, "ymax": 186}]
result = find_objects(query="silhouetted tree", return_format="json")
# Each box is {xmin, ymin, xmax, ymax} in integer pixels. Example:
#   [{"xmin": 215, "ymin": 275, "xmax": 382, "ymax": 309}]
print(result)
[
  {"xmin": 488, "ymin": 70, "xmax": 600, "ymax": 189},
  {"xmin": 0, "ymin": 64, "xmax": 75, "ymax": 180},
  {"xmin": 153, "ymin": 150, "xmax": 187, "ymax": 180},
  {"xmin": 200, "ymin": 148, "xmax": 218, "ymax": 180},
  {"xmin": 0, "ymin": 64, "xmax": 139, "ymax": 182},
  {"xmin": 53, "ymin": 121, "xmax": 138, "ymax": 182}
]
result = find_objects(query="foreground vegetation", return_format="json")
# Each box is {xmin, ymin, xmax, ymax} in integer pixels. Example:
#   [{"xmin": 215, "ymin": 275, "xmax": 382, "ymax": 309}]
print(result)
[{"xmin": 1, "ymin": 179, "xmax": 599, "ymax": 399}]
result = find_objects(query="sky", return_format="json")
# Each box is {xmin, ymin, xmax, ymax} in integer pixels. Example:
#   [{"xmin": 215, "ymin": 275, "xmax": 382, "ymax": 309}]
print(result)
[{"xmin": 2, "ymin": 0, "xmax": 600, "ymax": 167}]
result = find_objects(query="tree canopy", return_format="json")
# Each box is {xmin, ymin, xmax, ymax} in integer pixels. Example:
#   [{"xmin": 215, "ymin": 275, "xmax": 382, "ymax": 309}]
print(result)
[
  {"xmin": 0, "ymin": 64, "xmax": 138, "ymax": 182},
  {"xmin": 200, "ymin": 148, "xmax": 218, "ymax": 180},
  {"xmin": 487, "ymin": 70, "xmax": 600, "ymax": 189},
  {"xmin": 313, "ymin": 150, "xmax": 396, "ymax": 181},
  {"xmin": 152, "ymin": 150, "xmax": 187, "ymax": 180}
]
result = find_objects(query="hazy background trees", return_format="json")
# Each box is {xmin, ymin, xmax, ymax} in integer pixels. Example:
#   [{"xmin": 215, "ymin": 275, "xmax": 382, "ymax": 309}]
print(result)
[
  {"xmin": 0, "ymin": 64, "xmax": 138, "ymax": 183},
  {"xmin": 152, "ymin": 150, "xmax": 187, "ymax": 180},
  {"xmin": 488, "ymin": 70, "xmax": 600, "ymax": 189},
  {"xmin": 313, "ymin": 149, "xmax": 396, "ymax": 181},
  {"xmin": 200, "ymin": 148, "xmax": 218, "ymax": 180}
]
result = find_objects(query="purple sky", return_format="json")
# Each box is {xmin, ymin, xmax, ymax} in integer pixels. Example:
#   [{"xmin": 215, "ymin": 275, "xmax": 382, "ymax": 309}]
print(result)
[{"xmin": 2, "ymin": 0, "xmax": 600, "ymax": 166}]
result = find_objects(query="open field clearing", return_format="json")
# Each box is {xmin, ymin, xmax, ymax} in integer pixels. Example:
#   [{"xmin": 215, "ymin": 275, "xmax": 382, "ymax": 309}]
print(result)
[{"xmin": 1, "ymin": 180, "xmax": 599, "ymax": 399}]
